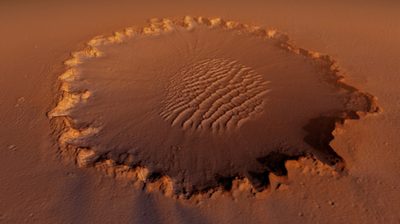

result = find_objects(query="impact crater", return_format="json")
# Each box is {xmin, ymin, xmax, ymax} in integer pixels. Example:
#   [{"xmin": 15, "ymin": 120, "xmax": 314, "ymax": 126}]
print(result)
[{"xmin": 49, "ymin": 16, "xmax": 379, "ymax": 200}]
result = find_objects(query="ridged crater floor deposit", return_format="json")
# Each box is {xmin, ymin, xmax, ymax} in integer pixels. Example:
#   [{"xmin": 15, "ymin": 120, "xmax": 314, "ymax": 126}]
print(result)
[{"xmin": 49, "ymin": 16, "xmax": 379, "ymax": 200}]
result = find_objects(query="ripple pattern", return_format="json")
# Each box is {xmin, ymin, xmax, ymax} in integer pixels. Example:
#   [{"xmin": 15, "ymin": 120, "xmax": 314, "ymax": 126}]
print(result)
[{"xmin": 161, "ymin": 59, "xmax": 270, "ymax": 131}]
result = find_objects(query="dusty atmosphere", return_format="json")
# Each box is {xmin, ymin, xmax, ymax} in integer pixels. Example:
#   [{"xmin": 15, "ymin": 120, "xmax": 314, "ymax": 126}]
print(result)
[{"xmin": 1, "ymin": 0, "xmax": 399, "ymax": 223}]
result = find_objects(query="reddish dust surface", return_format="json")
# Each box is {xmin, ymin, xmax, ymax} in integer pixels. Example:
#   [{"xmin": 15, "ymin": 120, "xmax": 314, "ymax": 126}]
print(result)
[{"xmin": 0, "ymin": 1, "xmax": 399, "ymax": 223}]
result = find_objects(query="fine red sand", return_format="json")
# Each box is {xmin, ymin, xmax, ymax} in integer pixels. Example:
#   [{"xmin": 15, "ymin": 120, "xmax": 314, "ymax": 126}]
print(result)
[{"xmin": 1, "ymin": 1, "xmax": 399, "ymax": 223}]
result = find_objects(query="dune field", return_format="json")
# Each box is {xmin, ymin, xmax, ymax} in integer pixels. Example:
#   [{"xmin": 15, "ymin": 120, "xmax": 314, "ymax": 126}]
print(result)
[{"xmin": 1, "ymin": 1, "xmax": 399, "ymax": 223}]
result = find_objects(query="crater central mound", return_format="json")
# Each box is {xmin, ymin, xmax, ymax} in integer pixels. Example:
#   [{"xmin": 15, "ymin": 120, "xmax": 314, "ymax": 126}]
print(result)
[{"xmin": 50, "ymin": 16, "xmax": 379, "ymax": 198}]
